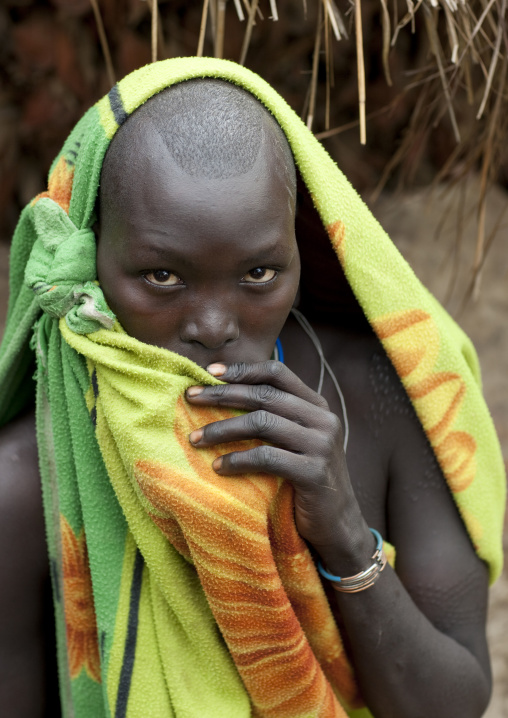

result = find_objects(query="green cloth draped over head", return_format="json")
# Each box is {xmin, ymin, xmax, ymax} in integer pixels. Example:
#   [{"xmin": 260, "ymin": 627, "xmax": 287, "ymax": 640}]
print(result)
[{"xmin": 0, "ymin": 58, "xmax": 505, "ymax": 718}]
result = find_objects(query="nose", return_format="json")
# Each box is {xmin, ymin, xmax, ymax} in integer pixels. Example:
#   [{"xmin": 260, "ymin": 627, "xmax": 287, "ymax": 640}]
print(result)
[{"xmin": 180, "ymin": 302, "xmax": 239, "ymax": 350}]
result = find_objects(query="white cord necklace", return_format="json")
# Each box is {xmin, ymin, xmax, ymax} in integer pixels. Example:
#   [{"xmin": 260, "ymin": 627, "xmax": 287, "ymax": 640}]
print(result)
[{"xmin": 280, "ymin": 308, "xmax": 350, "ymax": 453}]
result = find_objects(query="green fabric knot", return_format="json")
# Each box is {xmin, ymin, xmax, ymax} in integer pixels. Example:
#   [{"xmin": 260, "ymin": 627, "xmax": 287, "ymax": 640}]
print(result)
[{"xmin": 25, "ymin": 197, "xmax": 115, "ymax": 334}]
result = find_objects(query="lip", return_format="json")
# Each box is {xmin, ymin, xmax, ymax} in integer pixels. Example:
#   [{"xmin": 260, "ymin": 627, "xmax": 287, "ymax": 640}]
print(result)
[{"xmin": 163, "ymin": 343, "xmax": 274, "ymax": 370}]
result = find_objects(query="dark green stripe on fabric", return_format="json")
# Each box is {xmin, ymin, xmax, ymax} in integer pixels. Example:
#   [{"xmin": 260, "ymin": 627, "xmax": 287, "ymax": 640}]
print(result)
[
  {"xmin": 90, "ymin": 369, "xmax": 98, "ymax": 427},
  {"xmin": 115, "ymin": 549, "xmax": 144, "ymax": 718},
  {"xmin": 108, "ymin": 85, "xmax": 128, "ymax": 127},
  {"xmin": 50, "ymin": 558, "xmax": 61, "ymax": 603}
]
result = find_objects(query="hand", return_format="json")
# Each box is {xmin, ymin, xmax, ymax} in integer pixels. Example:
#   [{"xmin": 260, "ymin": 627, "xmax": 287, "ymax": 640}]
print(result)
[{"xmin": 186, "ymin": 360, "xmax": 368, "ymax": 559}]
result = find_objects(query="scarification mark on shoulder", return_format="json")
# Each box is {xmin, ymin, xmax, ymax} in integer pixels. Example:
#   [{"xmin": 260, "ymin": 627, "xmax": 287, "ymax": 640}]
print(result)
[
  {"xmin": 369, "ymin": 351, "xmax": 413, "ymax": 438},
  {"xmin": 369, "ymin": 351, "xmax": 447, "ymax": 494}
]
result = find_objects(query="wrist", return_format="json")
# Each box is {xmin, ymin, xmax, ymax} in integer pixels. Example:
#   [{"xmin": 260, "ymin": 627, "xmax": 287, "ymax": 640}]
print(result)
[
  {"xmin": 318, "ymin": 528, "xmax": 387, "ymax": 593},
  {"xmin": 315, "ymin": 520, "xmax": 377, "ymax": 578}
]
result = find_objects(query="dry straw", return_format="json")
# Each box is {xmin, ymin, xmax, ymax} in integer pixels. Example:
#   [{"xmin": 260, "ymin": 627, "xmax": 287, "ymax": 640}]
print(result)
[
  {"xmin": 89, "ymin": 0, "xmax": 115, "ymax": 87},
  {"xmin": 194, "ymin": 0, "xmax": 507, "ymax": 300}
]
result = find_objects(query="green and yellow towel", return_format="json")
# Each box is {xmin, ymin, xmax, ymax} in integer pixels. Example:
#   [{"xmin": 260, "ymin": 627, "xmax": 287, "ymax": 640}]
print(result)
[{"xmin": 0, "ymin": 58, "xmax": 505, "ymax": 718}]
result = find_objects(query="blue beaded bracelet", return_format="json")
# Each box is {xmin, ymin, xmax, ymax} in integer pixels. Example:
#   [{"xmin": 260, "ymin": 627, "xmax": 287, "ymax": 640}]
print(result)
[{"xmin": 317, "ymin": 528, "xmax": 386, "ymax": 593}]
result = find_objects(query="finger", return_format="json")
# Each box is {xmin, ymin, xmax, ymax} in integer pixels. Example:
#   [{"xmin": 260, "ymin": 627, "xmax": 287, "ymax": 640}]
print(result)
[
  {"xmin": 186, "ymin": 381, "xmax": 339, "ymax": 433},
  {"xmin": 213, "ymin": 444, "xmax": 326, "ymax": 488},
  {"xmin": 190, "ymin": 410, "xmax": 319, "ymax": 453},
  {"xmin": 207, "ymin": 361, "xmax": 328, "ymax": 410}
]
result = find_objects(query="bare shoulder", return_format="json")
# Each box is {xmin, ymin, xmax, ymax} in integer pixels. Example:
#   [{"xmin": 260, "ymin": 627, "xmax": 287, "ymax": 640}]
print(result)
[
  {"xmin": 0, "ymin": 406, "xmax": 39, "ymax": 458},
  {"xmin": 0, "ymin": 410, "xmax": 56, "ymax": 716},
  {"xmin": 0, "ymin": 405, "xmax": 48, "ymax": 595},
  {"xmin": 0, "ymin": 408, "xmax": 42, "ymax": 530}
]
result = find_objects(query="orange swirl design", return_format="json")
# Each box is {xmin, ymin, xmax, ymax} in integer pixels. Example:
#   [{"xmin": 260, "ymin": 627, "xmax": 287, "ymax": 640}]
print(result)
[
  {"xmin": 134, "ymin": 397, "xmax": 361, "ymax": 717},
  {"xmin": 326, "ymin": 220, "xmax": 346, "ymax": 265},
  {"xmin": 60, "ymin": 516, "xmax": 101, "ymax": 682},
  {"xmin": 373, "ymin": 309, "xmax": 476, "ymax": 493}
]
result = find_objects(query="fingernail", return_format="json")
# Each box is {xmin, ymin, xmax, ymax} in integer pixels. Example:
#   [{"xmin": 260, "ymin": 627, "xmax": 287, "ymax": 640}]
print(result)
[
  {"xmin": 207, "ymin": 363, "xmax": 226, "ymax": 377},
  {"xmin": 189, "ymin": 429, "xmax": 203, "ymax": 444},
  {"xmin": 212, "ymin": 457, "xmax": 223, "ymax": 471},
  {"xmin": 187, "ymin": 386, "xmax": 204, "ymax": 397}
]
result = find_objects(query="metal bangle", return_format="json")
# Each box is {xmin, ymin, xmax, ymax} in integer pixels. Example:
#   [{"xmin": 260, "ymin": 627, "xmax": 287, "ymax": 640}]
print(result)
[{"xmin": 317, "ymin": 528, "xmax": 387, "ymax": 593}]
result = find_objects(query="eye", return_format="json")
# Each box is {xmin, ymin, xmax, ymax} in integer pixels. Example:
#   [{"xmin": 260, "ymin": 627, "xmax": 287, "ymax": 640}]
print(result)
[
  {"xmin": 144, "ymin": 270, "xmax": 183, "ymax": 287},
  {"xmin": 242, "ymin": 267, "xmax": 277, "ymax": 284}
]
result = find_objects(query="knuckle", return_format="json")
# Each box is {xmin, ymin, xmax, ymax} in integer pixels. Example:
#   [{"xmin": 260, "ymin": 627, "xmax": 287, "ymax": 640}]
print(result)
[
  {"xmin": 249, "ymin": 410, "xmax": 278, "ymax": 434},
  {"xmin": 326, "ymin": 412, "xmax": 342, "ymax": 436},
  {"xmin": 323, "ymin": 432, "xmax": 337, "ymax": 456},
  {"xmin": 315, "ymin": 394, "xmax": 329, "ymax": 410},
  {"xmin": 315, "ymin": 455, "xmax": 331, "ymax": 480},
  {"xmin": 253, "ymin": 383, "xmax": 282, "ymax": 405},
  {"xmin": 312, "ymin": 419, "xmax": 339, "ymax": 454},
  {"xmin": 255, "ymin": 444, "xmax": 278, "ymax": 467},
  {"xmin": 227, "ymin": 362, "xmax": 248, "ymax": 381},
  {"xmin": 210, "ymin": 383, "xmax": 229, "ymax": 399},
  {"xmin": 321, "ymin": 418, "xmax": 343, "ymax": 453},
  {"xmin": 314, "ymin": 428, "xmax": 335, "ymax": 457},
  {"xmin": 265, "ymin": 360, "xmax": 285, "ymax": 380}
]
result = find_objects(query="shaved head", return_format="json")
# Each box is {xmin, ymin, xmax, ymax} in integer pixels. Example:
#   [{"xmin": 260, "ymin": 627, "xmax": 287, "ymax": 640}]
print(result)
[{"xmin": 100, "ymin": 78, "xmax": 296, "ymax": 208}]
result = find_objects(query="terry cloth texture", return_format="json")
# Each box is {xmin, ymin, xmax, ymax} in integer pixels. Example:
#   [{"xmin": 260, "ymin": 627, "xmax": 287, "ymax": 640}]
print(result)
[{"xmin": 0, "ymin": 58, "xmax": 505, "ymax": 718}]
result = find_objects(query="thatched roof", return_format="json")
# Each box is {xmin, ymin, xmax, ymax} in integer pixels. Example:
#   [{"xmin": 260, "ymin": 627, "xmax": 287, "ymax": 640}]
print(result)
[{"xmin": 2, "ymin": 0, "xmax": 507, "ymax": 294}]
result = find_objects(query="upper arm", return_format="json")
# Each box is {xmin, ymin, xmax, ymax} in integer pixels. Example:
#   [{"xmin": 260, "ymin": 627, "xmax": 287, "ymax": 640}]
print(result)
[
  {"xmin": 383, "ymin": 364, "xmax": 491, "ymax": 680},
  {"xmin": 0, "ymin": 409, "xmax": 50, "ymax": 711},
  {"xmin": 0, "ymin": 406, "xmax": 48, "ymax": 621}
]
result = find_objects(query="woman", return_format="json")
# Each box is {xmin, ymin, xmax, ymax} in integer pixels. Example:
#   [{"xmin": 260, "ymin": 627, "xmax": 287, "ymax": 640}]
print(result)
[{"xmin": 0, "ymin": 58, "xmax": 504, "ymax": 718}]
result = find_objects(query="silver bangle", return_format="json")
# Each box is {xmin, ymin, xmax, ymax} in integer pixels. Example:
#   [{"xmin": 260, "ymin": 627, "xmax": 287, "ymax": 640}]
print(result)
[{"xmin": 317, "ymin": 528, "xmax": 387, "ymax": 593}]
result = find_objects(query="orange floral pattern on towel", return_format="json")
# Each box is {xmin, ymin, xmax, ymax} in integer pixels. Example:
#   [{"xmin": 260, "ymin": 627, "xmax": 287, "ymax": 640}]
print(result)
[
  {"xmin": 32, "ymin": 155, "xmax": 75, "ymax": 214},
  {"xmin": 373, "ymin": 309, "xmax": 476, "ymax": 494},
  {"xmin": 134, "ymin": 396, "xmax": 361, "ymax": 717},
  {"xmin": 61, "ymin": 516, "xmax": 101, "ymax": 682}
]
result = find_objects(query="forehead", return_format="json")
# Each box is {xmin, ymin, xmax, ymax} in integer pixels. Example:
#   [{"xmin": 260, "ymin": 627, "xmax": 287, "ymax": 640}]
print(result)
[
  {"xmin": 98, "ymin": 127, "xmax": 296, "ymax": 267},
  {"xmin": 100, "ymin": 111, "xmax": 295, "ymax": 239}
]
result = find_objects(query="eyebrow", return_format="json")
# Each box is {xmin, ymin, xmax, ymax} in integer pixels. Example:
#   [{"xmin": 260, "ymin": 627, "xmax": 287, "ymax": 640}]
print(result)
[{"xmin": 135, "ymin": 238, "xmax": 293, "ymax": 268}]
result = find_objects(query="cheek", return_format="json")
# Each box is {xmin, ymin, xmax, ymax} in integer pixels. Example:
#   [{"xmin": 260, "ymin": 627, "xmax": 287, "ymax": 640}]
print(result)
[
  {"xmin": 96, "ymin": 240, "xmax": 120, "ymax": 308},
  {"xmin": 102, "ymin": 280, "xmax": 180, "ymax": 340},
  {"xmin": 110, "ymin": 292, "xmax": 184, "ymax": 348},
  {"xmin": 239, "ymin": 273, "xmax": 300, "ymax": 340},
  {"xmin": 277, "ymin": 253, "xmax": 301, "ymax": 314},
  {"xmin": 96, "ymin": 242, "xmax": 141, "ymax": 315},
  {"xmin": 97, "ymin": 248, "xmax": 177, "ymax": 340}
]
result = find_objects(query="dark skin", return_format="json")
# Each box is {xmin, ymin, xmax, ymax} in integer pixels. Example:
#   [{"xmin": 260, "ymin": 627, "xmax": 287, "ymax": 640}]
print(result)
[
  {"xmin": 0, "ymin": 123, "xmax": 491, "ymax": 717},
  {"xmin": 0, "ymin": 410, "xmax": 54, "ymax": 717}
]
